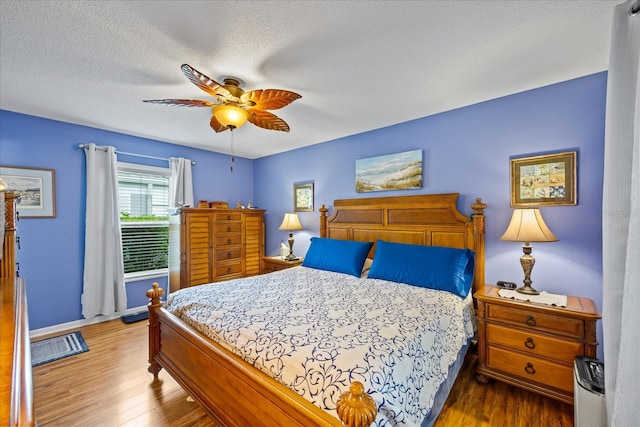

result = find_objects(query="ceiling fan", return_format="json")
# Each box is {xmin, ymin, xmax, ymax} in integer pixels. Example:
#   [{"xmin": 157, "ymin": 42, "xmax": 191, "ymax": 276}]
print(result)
[{"xmin": 143, "ymin": 64, "xmax": 302, "ymax": 133}]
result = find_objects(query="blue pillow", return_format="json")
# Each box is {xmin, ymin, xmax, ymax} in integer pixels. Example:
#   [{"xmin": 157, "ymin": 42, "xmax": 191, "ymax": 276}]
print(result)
[
  {"xmin": 368, "ymin": 240, "xmax": 475, "ymax": 298},
  {"xmin": 302, "ymin": 237, "xmax": 373, "ymax": 277}
]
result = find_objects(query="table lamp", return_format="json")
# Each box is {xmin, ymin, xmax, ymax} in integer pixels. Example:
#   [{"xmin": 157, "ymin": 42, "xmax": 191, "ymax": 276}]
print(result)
[
  {"xmin": 500, "ymin": 208, "xmax": 558, "ymax": 295},
  {"xmin": 279, "ymin": 213, "xmax": 303, "ymax": 261}
]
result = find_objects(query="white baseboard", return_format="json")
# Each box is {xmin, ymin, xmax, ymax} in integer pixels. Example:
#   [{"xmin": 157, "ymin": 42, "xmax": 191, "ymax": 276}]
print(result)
[{"xmin": 30, "ymin": 305, "xmax": 148, "ymax": 339}]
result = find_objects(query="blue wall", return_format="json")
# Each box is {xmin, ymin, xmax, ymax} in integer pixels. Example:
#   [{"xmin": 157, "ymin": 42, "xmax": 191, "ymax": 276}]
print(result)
[
  {"xmin": 0, "ymin": 110, "xmax": 255, "ymax": 329},
  {"xmin": 1, "ymin": 72, "xmax": 607, "ymax": 357}
]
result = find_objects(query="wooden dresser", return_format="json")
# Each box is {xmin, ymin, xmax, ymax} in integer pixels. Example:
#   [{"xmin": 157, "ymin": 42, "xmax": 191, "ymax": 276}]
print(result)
[
  {"xmin": 169, "ymin": 208, "xmax": 265, "ymax": 292},
  {"xmin": 1, "ymin": 192, "xmax": 35, "ymax": 426},
  {"xmin": 475, "ymin": 285, "xmax": 600, "ymax": 405}
]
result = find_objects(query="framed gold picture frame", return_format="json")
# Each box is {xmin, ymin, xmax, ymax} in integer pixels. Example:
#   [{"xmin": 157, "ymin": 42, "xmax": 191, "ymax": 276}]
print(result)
[
  {"xmin": 0, "ymin": 165, "xmax": 57, "ymax": 217},
  {"xmin": 293, "ymin": 181, "xmax": 314, "ymax": 212},
  {"xmin": 510, "ymin": 151, "xmax": 577, "ymax": 207}
]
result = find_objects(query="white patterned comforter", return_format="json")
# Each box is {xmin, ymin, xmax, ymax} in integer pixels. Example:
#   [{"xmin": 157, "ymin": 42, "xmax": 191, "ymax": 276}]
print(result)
[{"xmin": 166, "ymin": 266, "xmax": 475, "ymax": 426}]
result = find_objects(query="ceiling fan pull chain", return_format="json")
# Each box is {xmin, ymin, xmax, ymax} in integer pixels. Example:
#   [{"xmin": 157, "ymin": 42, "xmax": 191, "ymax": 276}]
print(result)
[{"xmin": 230, "ymin": 129, "xmax": 235, "ymax": 172}]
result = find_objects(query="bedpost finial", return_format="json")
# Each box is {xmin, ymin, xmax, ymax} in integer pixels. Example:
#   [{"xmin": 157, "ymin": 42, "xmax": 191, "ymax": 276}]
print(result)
[
  {"xmin": 471, "ymin": 197, "xmax": 487, "ymax": 215},
  {"xmin": 336, "ymin": 381, "xmax": 377, "ymax": 427},
  {"xmin": 146, "ymin": 282, "xmax": 164, "ymax": 305}
]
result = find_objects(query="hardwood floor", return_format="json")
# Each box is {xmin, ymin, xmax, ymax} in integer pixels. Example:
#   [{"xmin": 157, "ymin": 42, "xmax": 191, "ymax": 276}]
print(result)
[{"xmin": 32, "ymin": 319, "xmax": 574, "ymax": 426}]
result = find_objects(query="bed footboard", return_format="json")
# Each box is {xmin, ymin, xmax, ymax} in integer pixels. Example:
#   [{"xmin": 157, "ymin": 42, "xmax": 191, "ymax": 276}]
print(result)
[{"xmin": 146, "ymin": 283, "xmax": 376, "ymax": 427}]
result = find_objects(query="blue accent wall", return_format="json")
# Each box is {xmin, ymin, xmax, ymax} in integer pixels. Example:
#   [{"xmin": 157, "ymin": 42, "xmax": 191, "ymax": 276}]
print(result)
[{"xmin": 1, "ymin": 72, "xmax": 606, "ymax": 357}]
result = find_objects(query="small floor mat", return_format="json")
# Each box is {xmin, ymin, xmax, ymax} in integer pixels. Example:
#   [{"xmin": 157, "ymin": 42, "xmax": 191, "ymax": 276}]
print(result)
[
  {"xmin": 31, "ymin": 331, "xmax": 89, "ymax": 367},
  {"xmin": 121, "ymin": 311, "xmax": 148, "ymax": 323}
]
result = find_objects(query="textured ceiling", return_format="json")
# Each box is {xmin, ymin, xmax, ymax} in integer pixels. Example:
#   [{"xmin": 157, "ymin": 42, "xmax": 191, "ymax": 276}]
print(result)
[{"xmin": 0, "ymin": 1, "xmax": 616, "ymax": 159}]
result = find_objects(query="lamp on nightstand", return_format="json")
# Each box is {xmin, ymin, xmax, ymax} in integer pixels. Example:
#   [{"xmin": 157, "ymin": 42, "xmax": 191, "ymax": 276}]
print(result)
[
  {"xmin": 278, "ymin": 213, "xmax": 303, "ymax": 261},
  {"xmin": 501, "ymin": 208, "xmax": 558, "ymax": 295}
]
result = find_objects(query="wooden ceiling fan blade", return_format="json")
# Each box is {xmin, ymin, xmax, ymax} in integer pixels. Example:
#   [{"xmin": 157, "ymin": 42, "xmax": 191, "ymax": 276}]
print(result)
[
  {"xmin": 143, "ymin": 99, "xmax": 215, "ymax": 107},
  {"xmin": 181, "ymin": 64, "xmax": 232, "ymax": 100},
  {"xmin": 209, "ymin": 115, "xmax": 229, "ymax": 133},
  {"xmin": 241, "ymin": 89, "xmax": 301, "ymax": 111},
  {"xmin": 247, "ymin": 109, "xmax": 291, "ymax": 132}
]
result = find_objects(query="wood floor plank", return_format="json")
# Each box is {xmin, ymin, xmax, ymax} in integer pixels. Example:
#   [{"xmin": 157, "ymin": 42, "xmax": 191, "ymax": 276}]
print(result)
[{"xmin": 32, "ymin": 319, "xmax": 573, "ymax": 426}]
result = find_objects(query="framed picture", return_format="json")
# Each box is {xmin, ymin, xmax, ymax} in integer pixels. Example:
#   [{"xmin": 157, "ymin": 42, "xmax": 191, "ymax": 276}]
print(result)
[
  {"xmin": 355, "ymin": 149, "xmax": 422, "ymax": 193},
  {"xmin": 510, "ymin": 151, "xmax": 577, "ymax": 207},
  {"xmin": 0, "ymin": 165, "xmax": 56, "ymax": 217},
  {"xmin": 293, "ymin": 181, "xmax": 314, "ymax": 212}
]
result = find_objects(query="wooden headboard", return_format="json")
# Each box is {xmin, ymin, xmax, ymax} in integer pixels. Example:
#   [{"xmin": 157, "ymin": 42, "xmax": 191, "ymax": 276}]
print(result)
[{"xmin": 319, "ymin": 193, "xmax": 487, "ymax": 295}]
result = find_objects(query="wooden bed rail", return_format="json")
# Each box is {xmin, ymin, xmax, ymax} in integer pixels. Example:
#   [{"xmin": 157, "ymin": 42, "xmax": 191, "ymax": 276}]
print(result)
[{"xmin": 146, "ymin": 283, "xmax": 377, "ymax": 426}]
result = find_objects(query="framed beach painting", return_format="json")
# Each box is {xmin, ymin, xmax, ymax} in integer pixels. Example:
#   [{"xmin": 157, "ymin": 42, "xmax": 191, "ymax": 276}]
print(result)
[
  {"xmin": 355, "ymin": 149, "xmax": 423, "ymax": 193},
  {"xmin": 510, "ymin": 151, "xmax": 577, "ymax": 207},
  {"xmin": 0, "ymin": 165, "xmax": 57, "ymax": 217}
]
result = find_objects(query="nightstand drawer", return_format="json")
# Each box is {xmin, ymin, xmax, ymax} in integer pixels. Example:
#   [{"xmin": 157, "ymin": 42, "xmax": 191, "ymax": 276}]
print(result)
[
  {"xmin": 487, "ymin": 304, "xmax": 584, "ymax": 339},
  {"xmin": 487, "ymin": 346, "xmax": 573, "ymax": 393},
  {"xmin": 486, "ymin": 323, "xmax": 582, "ymax": 362},
  {"xmin": 261, "ymin": 256, "xmax": 303, "ymax": 274}
]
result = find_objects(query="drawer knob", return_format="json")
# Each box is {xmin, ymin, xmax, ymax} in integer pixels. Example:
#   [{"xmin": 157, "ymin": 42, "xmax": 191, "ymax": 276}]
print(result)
[
  {"xmin": 227, "ymin": 226, "xmax": 232, "ymax": 232},
  {"xmin": 525, "ymin": 315, "xmax": 537, "ymax": 327},
  {"xmin": 227, "ymin": 252, "xmax": 232, "ymax": 258},
  {"xmin": 524, "ymin": 363, "xmax": 536, "ymax": 375},
  {"xmin": 227, "ymin": 215, "xmax": 231, "ymax": 220},
  {"xmin": 227, "ymin": 267, "xmax": 232, "ymax": 273},
  {"xmin": 524, "ymin": 337, "xmax": 536, "ymax": 349},
  {"xmin": 227, "ymin": 238, "xmax": 232, "ymax": 244}
]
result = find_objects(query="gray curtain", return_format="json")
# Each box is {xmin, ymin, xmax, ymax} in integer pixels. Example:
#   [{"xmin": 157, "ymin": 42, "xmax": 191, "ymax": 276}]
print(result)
[
  {"xmin": 169, "ymin": 157, "xmax": 194, "ymax": 208},
  {"xmin": 82, "ymin": 143, "xmax": 126, "ymax": 318},
  {"xmin": 602, "ymin": 1, "xmax": 639, "ymax": 425}
]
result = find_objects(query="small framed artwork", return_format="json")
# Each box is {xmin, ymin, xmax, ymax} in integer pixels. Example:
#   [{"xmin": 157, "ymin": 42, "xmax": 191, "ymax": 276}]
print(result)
[
  {"xmin": 510, "ymin": 151, "xmax": 577, "ymax": 207},
  {"xmin": 0, "ymin": 165, "xmax": 57, "ymax": 218},
  {"xmin": 293, "ymin": 181, "xmax": 314, "ymax": 212}
]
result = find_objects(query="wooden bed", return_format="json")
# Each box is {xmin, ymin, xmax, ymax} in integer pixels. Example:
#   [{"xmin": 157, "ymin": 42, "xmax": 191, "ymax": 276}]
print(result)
[{"xmin": 147, "ymin": 193, "xmax": 486, "ymax": 426}]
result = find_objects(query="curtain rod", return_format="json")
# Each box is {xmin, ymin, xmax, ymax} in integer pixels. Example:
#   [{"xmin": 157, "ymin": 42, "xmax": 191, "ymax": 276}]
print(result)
[{"xmin": 77, "ymin": 143, "xmax": 195, "ymax": 165}]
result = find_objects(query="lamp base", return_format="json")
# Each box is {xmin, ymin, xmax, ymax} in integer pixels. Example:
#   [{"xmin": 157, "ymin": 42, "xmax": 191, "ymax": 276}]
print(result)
[
  {"xmin": 284, "ymin": 254, "xmax": 299, "ymax": 261},
  {"xmin": 516, "ymin": 285, "xmax": 540, "ymax": 295}
]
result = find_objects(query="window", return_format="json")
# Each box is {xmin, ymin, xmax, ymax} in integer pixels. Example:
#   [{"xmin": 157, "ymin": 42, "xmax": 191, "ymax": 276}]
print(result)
[{"xmin": 117, "ymin": 162, "xmax": 170, "ymax": 279}]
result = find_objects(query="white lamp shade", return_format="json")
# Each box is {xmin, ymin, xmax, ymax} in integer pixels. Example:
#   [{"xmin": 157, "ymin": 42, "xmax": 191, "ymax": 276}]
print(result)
[
  {"xmin": 501, "ymin": 209, "xmax": 558, "ymax": 243},
  {"xmin": 278, "ymin": 213, "xmax": 303, "ymax": 231}
]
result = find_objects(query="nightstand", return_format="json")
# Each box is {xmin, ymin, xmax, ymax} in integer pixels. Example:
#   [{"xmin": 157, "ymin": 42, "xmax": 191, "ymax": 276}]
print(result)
[
  {"xmin": 475, "ymin": 285, "xmax": 600, "ymax": 405},
  {"xmin": 261, "ymin": 256, "xmax": 304, "ymax": 274}
]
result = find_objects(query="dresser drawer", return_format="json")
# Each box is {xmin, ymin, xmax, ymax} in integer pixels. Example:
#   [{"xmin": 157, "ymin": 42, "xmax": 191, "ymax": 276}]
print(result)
[
  {"xmin": 215, "ymin": 262, "xmax": 242, "ymax": 277},
  {"xmin": 215, "ymin": 248, "xmax": 242, "ymax": 262},
  {"xmin": 214, "ymin": 223, "xmax": 242, "ymax": 234},
  {"xmin": 487, "ymin": 346, "xmax": 573, "ymax": 393},
  {"xmin": 487, "ymin": 304, "xmax": 584, "ymax": 339},
  {"xmin": 214, "ymin": 212, "xmax": 242, "ymax": 222},
  {"xmin": 214, "ymin": 234, "xmax": 242, "ymax": 247},
  {"xmin": 486, "ymin": 323, "xmax": 582, "ymax": 363}
]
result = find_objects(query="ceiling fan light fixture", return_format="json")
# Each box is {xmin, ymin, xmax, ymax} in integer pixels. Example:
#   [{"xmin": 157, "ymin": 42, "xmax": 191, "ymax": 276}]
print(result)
[{"xmin": 213, "ymin": 104, "xmax": 249, "ymax": 129}]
